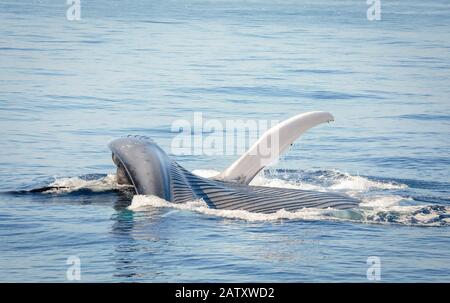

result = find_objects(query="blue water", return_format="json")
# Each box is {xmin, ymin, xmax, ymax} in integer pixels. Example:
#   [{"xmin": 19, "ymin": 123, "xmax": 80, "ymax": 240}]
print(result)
[{"xmin": 1, "ymin": 0, "xmax": 450, "ymax": 282}]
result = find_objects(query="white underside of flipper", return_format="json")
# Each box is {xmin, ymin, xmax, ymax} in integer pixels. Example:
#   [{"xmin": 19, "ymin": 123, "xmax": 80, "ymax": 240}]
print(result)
[{"xmin": 215, "ymin": 111, "xmax": 334, "ymax": 184}]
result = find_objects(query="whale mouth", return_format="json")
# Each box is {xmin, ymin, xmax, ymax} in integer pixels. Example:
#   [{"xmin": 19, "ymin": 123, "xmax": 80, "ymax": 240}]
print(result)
[
  {"xmin": 112, "ymin": 153, "xmax": 134, "ymax": 187},
  {"xmin": 108, "ymin": 136, "xmax": 174, "ymax": 200}
]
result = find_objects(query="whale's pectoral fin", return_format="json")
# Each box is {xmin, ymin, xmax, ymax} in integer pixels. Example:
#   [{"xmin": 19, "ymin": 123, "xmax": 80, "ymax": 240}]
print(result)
[{"xmin": 215, "ymin": 111, "xmax": 334, "ymax": 185}]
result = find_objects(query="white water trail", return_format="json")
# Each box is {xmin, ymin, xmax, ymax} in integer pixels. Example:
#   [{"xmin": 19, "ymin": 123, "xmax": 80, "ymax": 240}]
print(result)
[
  {"xmin": 39, "ymin": 169, "xmax": 449, "ymax": 226},
  {"xmin": 41, "ymin": 174, "xmax": 132, "ymax": 193},
  {"xmin": 128, "ymin": 169, "xmax": 450, "ymax": 226}
]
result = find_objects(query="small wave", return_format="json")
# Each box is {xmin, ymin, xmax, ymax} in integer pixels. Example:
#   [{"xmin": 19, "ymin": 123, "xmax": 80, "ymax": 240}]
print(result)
[
  {"xmin": 17, "ymin": 168, "xmax": 448, "ymax": 226},
  {"xmin": 266, "ymin": 173, "xmax": 405, "ymax": 192},
  {"xmin": 129, "ymin": 195, "xmax": 330, "ymax": 222},
  {"xmin": 193, "ymin": 169, "xmax": 407, "ymax": 192},
  {"xmin": 25, "ymin": 174, "xmax": 132, "ymax": 194},
  {"xmin": 329, "ymin": 175, "xmax": 407, "ymax": 191},
  {"xmin": 129, "ymin": 194, "xmax": 450, "ymax": 227},
  {"xmin": 135, "ymin": 169, "xmax": 447, "ymax": 227},
  {"xmin": 358, "ymin": 198, "xmax": 450, "ymax": 226}
]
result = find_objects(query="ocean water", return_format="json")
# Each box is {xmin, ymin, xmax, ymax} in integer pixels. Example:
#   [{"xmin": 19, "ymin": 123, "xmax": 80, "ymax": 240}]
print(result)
[{"xmin": 1, "ymin": 0, "xmax": 450, "ymax": 282}]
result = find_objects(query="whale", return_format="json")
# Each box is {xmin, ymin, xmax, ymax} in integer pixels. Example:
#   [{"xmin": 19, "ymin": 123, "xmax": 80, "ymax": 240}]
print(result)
[{"xmin": 108, "ymin": 112, "xmax": 360, "ymax": 213}]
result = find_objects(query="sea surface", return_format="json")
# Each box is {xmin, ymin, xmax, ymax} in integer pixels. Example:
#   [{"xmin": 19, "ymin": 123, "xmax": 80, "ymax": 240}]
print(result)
[{"xmin": 0, "ymin": 0, "xmax": 449, "ymax": 282}]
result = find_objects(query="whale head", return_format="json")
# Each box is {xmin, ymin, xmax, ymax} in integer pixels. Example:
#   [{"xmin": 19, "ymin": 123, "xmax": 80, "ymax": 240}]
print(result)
[{"xmin": 108, "ymin": 136, "xmax": 172, "ymax": 200}]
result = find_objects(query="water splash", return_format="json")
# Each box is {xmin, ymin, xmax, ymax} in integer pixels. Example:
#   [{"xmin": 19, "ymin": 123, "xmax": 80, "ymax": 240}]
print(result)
[
  {"xmin": 194, "ymin": 168, "xmax": 407, "ymax": 192},
  {"xmin": 127, "ymin": 169, "xmax": 448, "ymax": 227},
  {"xmin": 19, "ymin": 169, "xmax": 449, "ymax": 226},
  {"xmin": 129, "ymin": 194, "xmax": 450, "ymax": 227},
  {"xmin": 27, "ymin": 174, "xmax": 132, "ymax": 194}
]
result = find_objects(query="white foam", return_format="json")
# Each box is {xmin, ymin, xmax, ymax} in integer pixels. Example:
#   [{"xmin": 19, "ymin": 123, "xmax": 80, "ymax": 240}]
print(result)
[
  {"xmin": 330, "ymin": 174, "xmax": 407, "ymax": 191},
  {"xmin": 359, "ymin": 195, "xmax": 406, "ymax": 208},
  {"xmin": 250, "ymin": 174, "xmax": 322, "ymax": 191},
  {"xmin": 129, "ymin": 169, "xmax": 449, "ymax": 226},
  {"xmin": 192, "ymin": 169, "xmax": 325, "ymax": 191},
  {"xmin": 43, "ymin": 174, "xmax": 131, "ymax": 193},
  {"xmin": 129, "ymin": 194, "xmax": 449, "ymax": 226},
  {"xmin": 228, "ymin": 169, "xmax": 406, "ymax": 192},
  {"xmin": 43, "ymin": 168, "xmax": 446, "ymax": 226},
  {"xmin": 129, "ymin": 194, "xmax": 331, "ymax": 222}
]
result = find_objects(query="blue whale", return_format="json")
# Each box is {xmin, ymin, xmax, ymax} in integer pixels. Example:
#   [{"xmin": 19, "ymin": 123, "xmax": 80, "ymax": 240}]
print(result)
[{"xmin": 109, "ymin": 136, "xmax": 359, "ymax": 213}]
